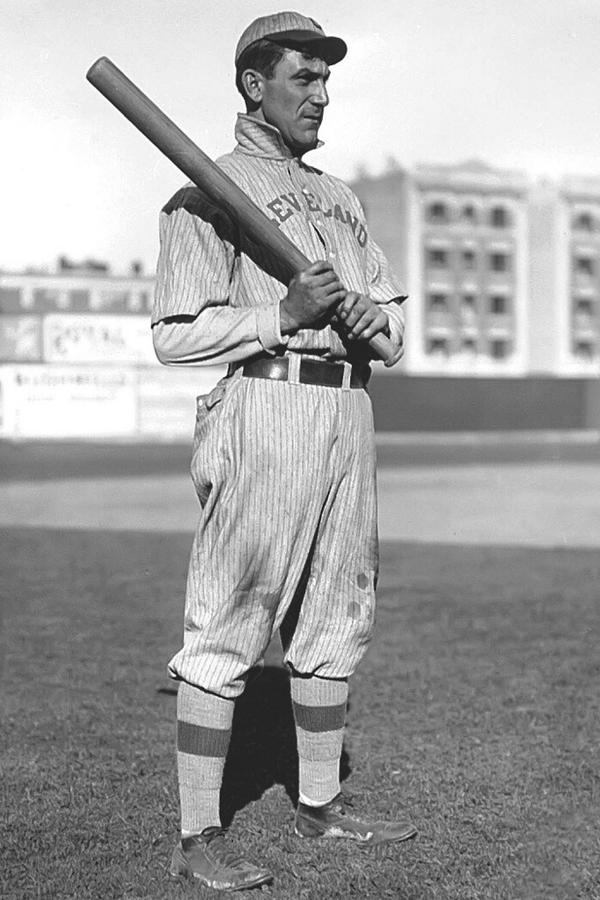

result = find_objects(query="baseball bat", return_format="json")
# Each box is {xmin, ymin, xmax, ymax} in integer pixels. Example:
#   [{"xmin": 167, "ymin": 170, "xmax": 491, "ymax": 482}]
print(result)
[{"xmin": 86, "ymin": 56, "xmax": 399, "ymax": 365}]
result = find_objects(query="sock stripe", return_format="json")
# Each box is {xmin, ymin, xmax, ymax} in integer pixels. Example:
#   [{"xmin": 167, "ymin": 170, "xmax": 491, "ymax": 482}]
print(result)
[
  {"xmin": 177, "ymin": 720, "xmax": 231, "ymax": 757},
  {"xmin": 292, "ymin": 700, "xmax": 347, "ymax": 733}
]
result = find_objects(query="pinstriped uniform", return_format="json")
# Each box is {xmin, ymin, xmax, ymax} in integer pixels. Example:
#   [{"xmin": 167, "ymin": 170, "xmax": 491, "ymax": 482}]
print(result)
[
  {"xmin": 155, "ymin": 115, "xmax": 406, "ymax": 699},
  {"xmin": 153, "ymin": 115, "xmax": 406, "ymax": 364}
]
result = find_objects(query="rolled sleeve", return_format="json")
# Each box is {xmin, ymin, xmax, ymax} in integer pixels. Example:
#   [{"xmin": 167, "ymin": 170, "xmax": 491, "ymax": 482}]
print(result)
[
  {"xmin": 364, "ymin": 234, "xmax": 407, "ymax": 363},
  {"xmin": 256, "ymin": 303, "xmax": 288, "ymax": 354},
  {"xmin": 382, "ymin": 298, "xmax": 405, "ymax": 358}
]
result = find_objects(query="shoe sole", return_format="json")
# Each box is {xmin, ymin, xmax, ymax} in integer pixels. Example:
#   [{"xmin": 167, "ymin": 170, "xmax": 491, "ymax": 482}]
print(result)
[
  {"xmin": 294, "ymin": 823, "xmax": 418, "ymax": 846},
  {"xmin": 170, "ymin": 868, "xmax": 273, "ymax": 892},
  {"xmin": 170, "ymin": 855, "xmax": 273, "ymax": 893}
]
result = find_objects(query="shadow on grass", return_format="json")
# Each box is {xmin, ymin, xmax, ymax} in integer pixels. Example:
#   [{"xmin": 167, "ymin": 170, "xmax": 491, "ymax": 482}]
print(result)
[{"xmin": 222, "ymin": 666, "xmax": 351, "ymax": 826}]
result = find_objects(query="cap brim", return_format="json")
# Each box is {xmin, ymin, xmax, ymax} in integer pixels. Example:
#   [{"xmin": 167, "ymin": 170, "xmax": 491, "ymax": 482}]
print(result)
[{"xmin": 263, "ymin": 29, "xmax": 347, "ymax": 65}]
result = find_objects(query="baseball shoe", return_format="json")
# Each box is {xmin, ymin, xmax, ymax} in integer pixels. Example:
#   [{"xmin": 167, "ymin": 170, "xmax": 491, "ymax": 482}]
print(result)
[
  {"xmin": 169, "ymin": 826, "xmax": 273, "ymax": 892},
  {"xmin": 294, "ymin": 792, "xmax": 417, "ymax": 848}
]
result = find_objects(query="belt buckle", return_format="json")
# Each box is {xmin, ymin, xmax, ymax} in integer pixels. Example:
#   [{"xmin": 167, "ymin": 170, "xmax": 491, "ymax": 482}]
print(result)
[{"xmin": 269, "ymin": 358, "xmax": 289, "ymax": 382}]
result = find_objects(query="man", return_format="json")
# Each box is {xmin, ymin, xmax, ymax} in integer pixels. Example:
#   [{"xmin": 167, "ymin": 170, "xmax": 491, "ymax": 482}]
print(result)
[{"xmin": 152, "ymin": 11, "xmax": 415, "ymax": 892}]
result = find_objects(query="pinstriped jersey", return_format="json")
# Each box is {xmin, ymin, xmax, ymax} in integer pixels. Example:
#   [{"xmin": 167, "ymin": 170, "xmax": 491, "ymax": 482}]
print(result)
[{"xmin": 153, "ymin": 113, "xmax": 406, "ymax": 362}]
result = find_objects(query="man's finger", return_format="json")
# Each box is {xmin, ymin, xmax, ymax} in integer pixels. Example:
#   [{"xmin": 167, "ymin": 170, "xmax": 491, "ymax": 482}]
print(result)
[
  {"xmin": 345, "ymin": 309, "xmax": 375, "ymax": 338},
  {"xmin": 342, "ymin": 302, "xmax": 370, "ymax": 329},
  {"xmin": 311, "ymin": 271, "xmax": 344, "ymax": 288},
  {"xmin": 324, "ymin": 287, "xmax": 348, "ymax": 307},
  {"xmin": 352, "ymin": 318, "xmax": 384, "ymax": 341},
  {"xmin": 305, "ymin": 260, "xmax": 337, "ymax": 277},
  {"xmin": 336, "ymin": 291, "xmax": 362, "ymax": 316}
]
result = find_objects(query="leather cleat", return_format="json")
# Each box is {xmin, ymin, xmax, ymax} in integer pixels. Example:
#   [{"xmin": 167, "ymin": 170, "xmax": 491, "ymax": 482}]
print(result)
[
  {"xmin": 294, "ymin": 792, "xmax": 417, "ymax": 847},
  {"xmin": 169, "ymin": 826, "xmax": 273, "ymax": 892}
]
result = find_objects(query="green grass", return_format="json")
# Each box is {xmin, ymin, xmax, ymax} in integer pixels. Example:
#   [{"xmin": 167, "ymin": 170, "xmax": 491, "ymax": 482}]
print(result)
[{"xmin": 1, "ymin": 528, "xmax": 599, "ymax": 899}]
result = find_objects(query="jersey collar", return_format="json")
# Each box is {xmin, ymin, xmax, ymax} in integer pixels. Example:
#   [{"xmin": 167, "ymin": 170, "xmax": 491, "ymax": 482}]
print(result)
[{"xmin": 234, "ymin": 113, "xmax": 323, "ymax": 160}]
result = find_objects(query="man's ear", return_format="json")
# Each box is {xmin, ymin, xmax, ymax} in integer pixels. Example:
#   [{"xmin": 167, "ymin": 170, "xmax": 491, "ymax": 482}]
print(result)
[{"xmin": 241, "ymin": 68, "xmax": 264, "ymax": 105}]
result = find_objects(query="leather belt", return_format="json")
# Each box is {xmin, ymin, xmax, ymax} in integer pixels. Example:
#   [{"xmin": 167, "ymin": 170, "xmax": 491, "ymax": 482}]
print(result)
[{"xmin": 241, "ymin": 356, "xmax": 368, "ymax": 389}]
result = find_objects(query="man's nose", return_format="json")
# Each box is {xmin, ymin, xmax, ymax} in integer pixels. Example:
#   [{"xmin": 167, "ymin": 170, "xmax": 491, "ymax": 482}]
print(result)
[{"xmin": 311, "ymin": 81, "xmax": 329, "ymax": 106}]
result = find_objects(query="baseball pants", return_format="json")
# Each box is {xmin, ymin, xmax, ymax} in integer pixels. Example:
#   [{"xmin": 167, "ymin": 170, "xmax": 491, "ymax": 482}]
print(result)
[{"xmin": 168, "ymin": 364, "xmax": 379, "ymax": 699}]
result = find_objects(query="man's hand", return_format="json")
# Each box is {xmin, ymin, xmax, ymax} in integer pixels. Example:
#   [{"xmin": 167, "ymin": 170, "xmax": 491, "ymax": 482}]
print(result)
[
  {"xmin": 335, "ymin": 292, "xmax": 390, "ymax": 343},
  {"xmin": 280, "ymin": 261, "xmax": 346, "ymax": 334}
]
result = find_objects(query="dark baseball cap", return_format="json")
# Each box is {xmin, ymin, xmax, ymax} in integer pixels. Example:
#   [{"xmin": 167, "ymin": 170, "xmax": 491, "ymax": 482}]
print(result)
[{"xmin": 235, "ymin": 11, "xmax": 347, "ymax": 66}]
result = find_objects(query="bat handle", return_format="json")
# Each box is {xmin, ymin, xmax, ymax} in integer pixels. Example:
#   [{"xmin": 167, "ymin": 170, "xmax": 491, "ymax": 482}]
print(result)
[{"xmin": 367, "ymin": 330, "xmax": 402, "ymax": 368}]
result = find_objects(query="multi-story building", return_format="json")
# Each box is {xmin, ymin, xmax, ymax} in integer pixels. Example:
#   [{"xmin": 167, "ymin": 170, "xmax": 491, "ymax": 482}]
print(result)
[
  {"xmin": 528, "ymin": 175, "xmax": 600, "ymax": 376},
  {"xmin": 354, "ymin": 161, "xmax": 531, "ymax": 376},
  {"xmin": 408, "ymin": 161, "xmax": 530, "ymax": 376}
]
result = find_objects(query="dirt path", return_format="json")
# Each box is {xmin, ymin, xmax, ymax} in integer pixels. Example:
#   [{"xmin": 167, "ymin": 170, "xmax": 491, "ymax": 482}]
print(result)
[{"xmin": 2, "ymin": 462, "xmax": 599, "ymax": 547}]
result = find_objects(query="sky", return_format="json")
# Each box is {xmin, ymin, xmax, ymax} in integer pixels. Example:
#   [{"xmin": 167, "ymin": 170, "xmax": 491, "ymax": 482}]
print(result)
[{"xmin": 2, "ymin": 0, "xmax": 600, "ymax": 275}]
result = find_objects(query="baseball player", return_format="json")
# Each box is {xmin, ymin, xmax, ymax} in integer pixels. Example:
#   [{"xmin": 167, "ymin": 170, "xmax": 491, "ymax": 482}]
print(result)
[{"xmin": 152, "ymin": 11, "xmax": 416, "ymax": 892}]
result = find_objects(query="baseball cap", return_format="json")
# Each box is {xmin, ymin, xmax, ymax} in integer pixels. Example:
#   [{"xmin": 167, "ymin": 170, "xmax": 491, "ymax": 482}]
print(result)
[{"xmin": 235, "ymin": 11, "xmax": 347, "ymax": 66}]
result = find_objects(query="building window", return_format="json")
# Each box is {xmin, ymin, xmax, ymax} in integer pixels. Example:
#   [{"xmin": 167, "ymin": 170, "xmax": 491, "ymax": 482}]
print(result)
[
  {"xmin": 573, "ymin": 212, "xmax": 594, "ymax": 232},
  {"xmin": 68, "ymin": 289, "xmax": 90, "ymax": 311},
  {"xmin": 490, "ymin": 339, "xmax": 509, "ymax": 359},
  {"xmin": 462, "ymin": 249, "xmax": 476, "ymax": 269},
  {"xmin": 428, "ymin": 292, "xmax": 448, "ymax": 311},
  {"xmin": 461, "ymin": 295, "xmax": 477, "ymax": 323},
  {"xmin": 489, "ymin": 251, "xmax": 509, "ymax": 272},
  {"xmin": 461, "ymin": 338, "xmax": 477, "ymax": 355},
  {"xmin": 575, "ymin": 255, "xmax": 595, "ymax": 276},
  {"xmin": 427, "ymin": 201, "xmax": 448, "ymax": 223},
  {"xmin": 574, "ymin": 341, "xmax": 595, "ymax": 360},
  {"xmin": 427, "ymin": 247, "xmax": 449, "ymax": 267},
  {"xmin": 490, "ymin": 206, "xmax": 510, "ymax": 228},
  {"xmin": 0, "ymin": 287, "xmax": 23, "ymax": 311},
  {"xmin": 575, "ymin": 298, "xmax": 593, "ymax": 316},
  {"xmin": 98, "ymin": 289, "xmax": 131, "ymax": 310},
  {"xmin": 427, "ymin": 337, "xmax": 450, "ymax": 357},
  {"xmin": 490, "ymin": 294, "xmax": 508, "ymax": 315},
  {"xmin": 461, "ymin": 204, "xmax": 477, "ymax": 223}
]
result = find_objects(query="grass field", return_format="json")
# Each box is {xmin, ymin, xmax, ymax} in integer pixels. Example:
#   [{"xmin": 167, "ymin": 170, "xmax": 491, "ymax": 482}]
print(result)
[{"xmin": 1, "ymin": 441, "xmax": 599, "ymax": 899}]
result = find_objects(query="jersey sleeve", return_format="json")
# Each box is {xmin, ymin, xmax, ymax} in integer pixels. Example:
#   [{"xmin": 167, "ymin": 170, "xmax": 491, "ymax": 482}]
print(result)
[
  {"xmin": 152, "ymin": 186, "xmax": 236, "ymax": 323},
  {"xmin": 152, "ymin": 303, "xmax": 287, "ymax": 366},
  {"xmin": 364, "ymin": 230, "xmax": 407, "ymax": 359},
  {"xmin": 152, "ymin": 185, "xmax": 288, "ymax": 365}
]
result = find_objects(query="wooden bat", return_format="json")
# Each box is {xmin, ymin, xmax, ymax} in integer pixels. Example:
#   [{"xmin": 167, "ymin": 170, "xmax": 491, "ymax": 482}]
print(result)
[{"xmin": 86, "ymin": 56, "xmax": 400, "ymax": 366}]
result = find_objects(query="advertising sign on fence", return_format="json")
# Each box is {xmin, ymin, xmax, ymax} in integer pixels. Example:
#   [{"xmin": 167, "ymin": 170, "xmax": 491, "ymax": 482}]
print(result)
[
  {"xmin": 0, "ymin": 365, "xmax": 138, "ymax": 438},
  {"xmin": 43, "ymin": 314, "xmax": 156, "ymax": 365}
]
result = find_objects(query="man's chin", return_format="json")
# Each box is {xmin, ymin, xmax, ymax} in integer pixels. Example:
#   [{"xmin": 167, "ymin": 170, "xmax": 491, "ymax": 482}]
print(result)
[{"xmin": 294, "ymin": 130, "xmax": 320, "ymax": 154}]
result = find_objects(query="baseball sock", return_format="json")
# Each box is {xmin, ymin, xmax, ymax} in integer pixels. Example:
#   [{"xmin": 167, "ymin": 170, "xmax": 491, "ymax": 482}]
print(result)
[
  {"xmin": 291, "ymin": 674, "xmax": 348, "ymax": 807},
  {"xmin": 176, "ymin": 680, "xmax": 234, "ymax": 837}
]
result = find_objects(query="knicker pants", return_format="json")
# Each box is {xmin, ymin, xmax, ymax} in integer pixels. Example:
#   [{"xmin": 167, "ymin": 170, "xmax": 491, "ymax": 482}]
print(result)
[{"xmin": 168, "ymin": 368, "xmax": 379, "ymax": 699}]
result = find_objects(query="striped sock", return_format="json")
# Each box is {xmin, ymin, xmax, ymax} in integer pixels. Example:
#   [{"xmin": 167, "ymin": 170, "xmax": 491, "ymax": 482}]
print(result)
[
  {"xmin": 176, "ymin": 681, "xmax": 234, "ymax": 836},
  {"xmin": 291, "ymin": 675, "xmax": 349, "ymax": 807}
]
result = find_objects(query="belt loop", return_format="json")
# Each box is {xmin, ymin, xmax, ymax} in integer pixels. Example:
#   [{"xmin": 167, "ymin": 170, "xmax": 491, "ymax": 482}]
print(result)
[
  {"xmin": 288, "ymin": 353, "xmax": 301, "ymax": 384},
  {"xmin": 342, "ymin": 361, "xmax": 352, "ymax": 390}
]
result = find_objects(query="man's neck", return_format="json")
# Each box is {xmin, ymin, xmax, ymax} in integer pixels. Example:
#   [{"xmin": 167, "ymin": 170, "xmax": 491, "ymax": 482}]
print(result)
[{"xmin": 246, "ymin": 108, "xmax": 305, "ymax": 159}]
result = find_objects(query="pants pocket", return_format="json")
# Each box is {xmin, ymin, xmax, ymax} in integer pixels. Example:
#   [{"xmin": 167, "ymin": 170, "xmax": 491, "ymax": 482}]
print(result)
[{"xmin": 190, "ymin": 380, "xmax": 228, "ymax": 505}]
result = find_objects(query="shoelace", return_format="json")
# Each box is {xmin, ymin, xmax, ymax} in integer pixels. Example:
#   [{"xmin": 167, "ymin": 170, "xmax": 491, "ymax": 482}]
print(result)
[
  {"xmin": 205, "ymin": 830, "xmax": 248, "ymax": 869},
  {"xmin": 333, "ymin": 791, "xmax": 354, "ymax": 815}
]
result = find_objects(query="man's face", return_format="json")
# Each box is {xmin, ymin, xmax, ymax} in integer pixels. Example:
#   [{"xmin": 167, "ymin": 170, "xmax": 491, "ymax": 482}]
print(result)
[{"xmin": 258, "ymin": 49, "xmax": 330, "ymax": 156}]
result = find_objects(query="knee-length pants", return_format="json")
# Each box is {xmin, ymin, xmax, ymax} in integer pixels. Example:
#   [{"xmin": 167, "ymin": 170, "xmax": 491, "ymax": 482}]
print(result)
[{"xmin": 168, "ymin": 368, "xmax": 379, "ymax": 699}]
